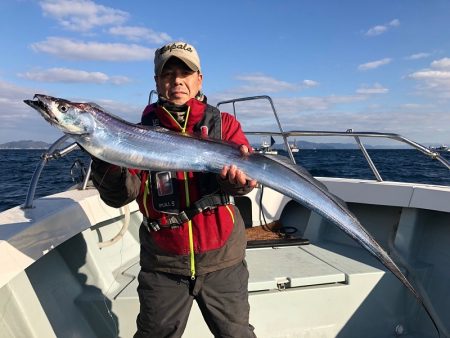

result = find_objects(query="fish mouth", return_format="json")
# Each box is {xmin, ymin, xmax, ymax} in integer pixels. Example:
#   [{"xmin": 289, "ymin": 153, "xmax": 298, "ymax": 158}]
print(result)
[{"xmin": 24, "ymin": 94, "xmax": 59, "ymax": 125}]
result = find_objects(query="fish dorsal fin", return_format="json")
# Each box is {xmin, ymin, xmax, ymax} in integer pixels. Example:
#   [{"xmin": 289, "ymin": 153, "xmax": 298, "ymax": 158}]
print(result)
[
  {"xmin": 262, "ymin": 154, "xmax": 349, "ymax": 209},
  {"xmin": 136, "ymin": 123, "xmax": 171, "ymax": 133},
  {"xmin": 87, "ymin": 102, "xmax": 105, "ymax": 111}
]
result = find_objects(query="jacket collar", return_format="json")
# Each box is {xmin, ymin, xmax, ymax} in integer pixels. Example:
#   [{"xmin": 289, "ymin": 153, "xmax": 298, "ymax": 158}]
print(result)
[{"xmin": 155, "ymin": 98, "xmax": 207, "ymax": 132}]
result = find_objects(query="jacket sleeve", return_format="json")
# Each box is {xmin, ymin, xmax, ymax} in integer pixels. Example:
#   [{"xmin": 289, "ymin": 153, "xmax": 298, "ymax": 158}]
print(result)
[
  {"xmin": 216, "ymin": 112, "xmax": 255, "ymax": 196},
  {"xmin": 91, "ymin": 157, "xmax": 141, "ymax": 208},
  {"xmin": 216, "ymin": 176, "xmax": 255, "ymax": 195}
]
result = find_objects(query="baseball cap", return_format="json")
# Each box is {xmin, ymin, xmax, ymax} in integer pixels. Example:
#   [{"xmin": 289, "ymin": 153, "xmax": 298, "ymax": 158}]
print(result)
[{"xmin": 154, "ymin": 41, "xmax": 201, "ymax": 76}]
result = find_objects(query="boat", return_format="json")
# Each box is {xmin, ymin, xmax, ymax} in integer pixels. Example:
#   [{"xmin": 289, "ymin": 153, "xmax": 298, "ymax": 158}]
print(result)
[
  {"xmin": 255, "ymin": 136, "xmax": 278, "ymax": 155},
  {"xmin": 1, "ymin": 94, "xmax": 450, "ymax": 338},
  {"xmin": 432, "ymin": 145, "xmax": 449, "ymax": 152},
  {"xmin": 289, "ymin": 140, "xmax": 300, "ymax": 153}
]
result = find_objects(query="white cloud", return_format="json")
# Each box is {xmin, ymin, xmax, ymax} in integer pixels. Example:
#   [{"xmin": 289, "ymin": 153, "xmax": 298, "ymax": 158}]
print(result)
[
  {"xmin": 232, "ymin": 74, "xmax": 319, "ymax": 94},
  {"xmin": 356, "ymin": 83, "xmax": 389, "ymax": 94},
  {"xmin": 0, "ymin": 80, "xmax": 41, "ymax": 125},
  {"xmin": 431, "ymin": 57, "xmax": 450, "ymax": 70},
  {"xmin": 210, "ymin": 93, "xmax": 365, "ymax": 120},
  {"xmin": 278, "ymin": 109, "xmax": 450, "ymax": 143},
  {"xmin": 409, "ymin": 57, "xmax": 450, "ymax": 97},
  {"xmin": 0, "ymin": 79, "xmax": 145, "ymax": 142},
  {"xmin": 19, "ymin": 67, "xmax": 131, "ymax": 85},
  {"xmin": 1, "ymin": 78, "xmax": 449, "ymax": 145},
  {"xmin": 108, "ymin": 26, "xmax": 172, "ymax": 44},
  {"xmin": 224, "ymin": 102, "xmax": 450, "ymax": 144},
  {"xmin": 405, "ymin": 52, "xmax": 430, "ymax": 60},
  {"xmin": 39, "ymin": 0, "xmax": 129, "ymax": 32},
  {"xmin": 93, "ymin": 99, "xmax": 142, "ymax": 119},
  {"xmin": 235, "ymin": 74, "xmax": 298, "ymax": 93},
  {"xmin": 399, "ymin": 103, "xmax": 434, "ymax": 110},
  {"xmin": 31, "ymin": 37, "xmax": 154, "ymax": 61},
  {"xmin": 358, "ymin": 58, "xmax": 392, "ymax": 71},
  {"xmin": 0, "ymin": 80, "xmax": 56, "ymax": 142},
  {"xmin": 277, "ymin": 95, "xmax": 366, "ymax": 112},
  {"xmin": 365, "ymin": 19, "xmax": 400, "ymax": 37},
  {"xmin": 209, "ymin": 90, "xmax": 450, "ymax": 143},
  {"xmin": 365, "ymin": 25, "xmax": 387, "ymax": 37},
  {"xmin": 410, "ymin": 70, "xmax": 450, "ymax": 81},
  {"xmin": 389, "ymin": 19, "xmax": 400, "ymax": 27},
  {"xmin": 302, "ymin": 80, "xmax": 319, "ymax": 88}
]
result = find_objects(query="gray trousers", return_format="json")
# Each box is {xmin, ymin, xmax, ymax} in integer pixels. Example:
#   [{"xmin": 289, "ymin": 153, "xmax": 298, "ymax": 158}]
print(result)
[{"xmin": 133, "ymin": 261, "xmax": 256, "ymax": 338}]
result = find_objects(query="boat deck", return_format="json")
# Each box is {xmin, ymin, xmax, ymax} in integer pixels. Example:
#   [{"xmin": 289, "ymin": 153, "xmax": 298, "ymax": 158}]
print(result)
[
  {"xmin": 2, "ymin": 181, "xmax": 449, "ymax": 337},
  {"xmin": 17, "ymin": 225, "xmax": 434, "ymax": 338}
]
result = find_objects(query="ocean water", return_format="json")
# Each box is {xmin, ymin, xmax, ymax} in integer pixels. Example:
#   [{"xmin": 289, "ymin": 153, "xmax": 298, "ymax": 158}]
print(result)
[
  {"xmin": 0, "ymin": 149, "xmax": 91, "ymax": 212},
  {"xmin": 0, "ymin": 148, "xmax": 449, "ymax": 213}
]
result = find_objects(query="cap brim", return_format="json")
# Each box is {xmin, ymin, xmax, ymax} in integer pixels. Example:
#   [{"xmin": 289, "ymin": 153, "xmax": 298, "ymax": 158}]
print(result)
[{"xmin": 156, "ymin": 56, "xmax": 200, "ymax": 76}]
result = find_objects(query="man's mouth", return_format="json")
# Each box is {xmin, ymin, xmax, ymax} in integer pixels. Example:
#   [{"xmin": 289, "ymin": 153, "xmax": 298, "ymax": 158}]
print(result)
[{"xmin": 171, "ymin": 91, "xmax": 187, "ymax": 96}]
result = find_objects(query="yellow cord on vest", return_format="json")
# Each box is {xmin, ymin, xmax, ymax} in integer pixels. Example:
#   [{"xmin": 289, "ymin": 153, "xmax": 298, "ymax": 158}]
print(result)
[
  {"xmin": 143, "ymin": 176, "xmax": 151, "ymax": 218},
  {"xmin": 162, "ymin": 106, "xmax": 196, "ymax": 278}
]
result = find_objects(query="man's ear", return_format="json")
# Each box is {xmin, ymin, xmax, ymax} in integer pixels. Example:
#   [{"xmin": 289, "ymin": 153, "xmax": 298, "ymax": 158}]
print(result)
[
  {"xmin": 198, "ymin": 72, "xmax": 203, "ymax": 90},
  {"xmin": 154, "ymin": 76, "xmax": 160, "ymax": 92}
]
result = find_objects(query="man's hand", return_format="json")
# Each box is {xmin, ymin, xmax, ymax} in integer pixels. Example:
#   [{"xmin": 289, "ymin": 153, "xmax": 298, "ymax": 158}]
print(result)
[{"xmin": 219, "ymin": 145, "xmax": 257, "ymax": 188}]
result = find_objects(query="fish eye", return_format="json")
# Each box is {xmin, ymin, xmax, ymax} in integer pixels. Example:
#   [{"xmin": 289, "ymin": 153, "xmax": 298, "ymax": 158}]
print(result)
[{"xmin": 58, "ymin": 104, "xmax": 68, "ymax": 113}]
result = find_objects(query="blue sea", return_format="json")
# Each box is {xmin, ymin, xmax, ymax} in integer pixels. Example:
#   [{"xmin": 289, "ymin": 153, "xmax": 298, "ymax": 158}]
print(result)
[{"xmin": 1, "ymin": 148, "xmax": 449, "ymax": 213}]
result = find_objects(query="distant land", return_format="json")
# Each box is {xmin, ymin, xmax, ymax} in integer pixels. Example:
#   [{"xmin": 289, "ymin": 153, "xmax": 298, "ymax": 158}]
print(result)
[{"xmin": 0, "ymin": 140, "xmax": 52, "ymax": 149}]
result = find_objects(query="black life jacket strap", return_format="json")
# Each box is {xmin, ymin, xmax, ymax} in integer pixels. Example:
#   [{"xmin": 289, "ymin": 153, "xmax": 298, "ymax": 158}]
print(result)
[{"xmin": 143, "ymin": 194, "xmax": 235, "ymax": 231}]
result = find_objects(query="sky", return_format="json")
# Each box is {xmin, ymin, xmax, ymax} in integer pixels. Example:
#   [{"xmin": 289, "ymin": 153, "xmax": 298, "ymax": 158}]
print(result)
[{"xmin": 1, "ymin": 0, "xmax": 450, "ymax": 146}]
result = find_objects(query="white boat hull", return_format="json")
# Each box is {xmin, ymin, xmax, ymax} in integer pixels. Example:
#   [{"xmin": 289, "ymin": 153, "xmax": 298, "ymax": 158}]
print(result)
[{"xmin": 1, "ymin": 178, "xmax": 449, "ymax": 337}]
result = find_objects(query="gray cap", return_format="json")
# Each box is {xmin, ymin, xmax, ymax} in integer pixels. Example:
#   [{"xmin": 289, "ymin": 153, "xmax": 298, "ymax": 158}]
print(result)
[{"xmin": 154, "ymin": 41, "xmax": 201, "ymax": 76}]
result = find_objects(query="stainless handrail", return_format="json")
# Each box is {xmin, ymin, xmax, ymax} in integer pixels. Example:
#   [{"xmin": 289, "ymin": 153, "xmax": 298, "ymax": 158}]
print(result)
[
  {"xmin": 23, "ymin": 136, "xmax": 82, "ymax": 209},
  {"xmin": 242, "ymin": 130, "xmax": 450, "ymax": 175},
  {"xmin": 216, "ymin": 95, "xmax": 450, "ymax": 181},
  {"xmin": 148, "ymin": 89, "xmax": 158, "ymax": 105},
  {"xmin": 273, "ymin": 130, "xmax": 449, "ymax": 166},
  {"xmin": 217, "ymin": 95, "xmax": 296, "ymax": 163},
  {"xmin": 81, "ymin": 158, "xmax": 93, "ymax": 190},
  {"xmin": 354, "ymin": 134, "xmax": 383, "ymax": 182}
]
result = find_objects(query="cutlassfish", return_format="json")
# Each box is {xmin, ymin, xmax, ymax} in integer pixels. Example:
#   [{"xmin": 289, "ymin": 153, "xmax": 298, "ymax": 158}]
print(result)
[{"xmin": 25, "ymin": 94, "xmax": 441, "ymax": 336}]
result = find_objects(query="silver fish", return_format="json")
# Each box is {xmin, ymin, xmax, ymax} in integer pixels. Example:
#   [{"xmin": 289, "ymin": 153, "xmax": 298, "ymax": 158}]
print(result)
[{"xmin": 25, "ymin": 94, "xmax": 440, "ymax": 336}]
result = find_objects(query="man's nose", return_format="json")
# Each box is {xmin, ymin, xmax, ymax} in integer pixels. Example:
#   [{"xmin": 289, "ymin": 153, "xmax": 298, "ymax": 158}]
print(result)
[{"xmin": 172, "ymin": 70, "xmax": 184, "ymax": 83}]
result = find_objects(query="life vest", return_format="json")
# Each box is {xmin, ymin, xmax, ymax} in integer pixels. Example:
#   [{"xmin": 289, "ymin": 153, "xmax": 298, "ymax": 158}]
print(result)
[{"xmin": 139, "ymin": 103, "xmax": 232, "ymax": 229}]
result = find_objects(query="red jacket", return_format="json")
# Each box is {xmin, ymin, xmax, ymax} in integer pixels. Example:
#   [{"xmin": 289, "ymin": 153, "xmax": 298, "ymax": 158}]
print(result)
[{"xmin": 91, "ymin": 98, "xmax": 253, "ymax": 277}]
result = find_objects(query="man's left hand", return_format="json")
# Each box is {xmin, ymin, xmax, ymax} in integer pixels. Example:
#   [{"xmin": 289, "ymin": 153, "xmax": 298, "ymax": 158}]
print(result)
[{"xmin": 219, "ymin": 145, "xmax": 257, "ymax": 188}]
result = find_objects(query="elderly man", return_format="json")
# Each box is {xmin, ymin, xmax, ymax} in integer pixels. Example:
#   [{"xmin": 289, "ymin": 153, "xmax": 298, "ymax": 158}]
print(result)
[{"xmin": 91, "ymin": 41, "xmax": 257, "ymax": 338}]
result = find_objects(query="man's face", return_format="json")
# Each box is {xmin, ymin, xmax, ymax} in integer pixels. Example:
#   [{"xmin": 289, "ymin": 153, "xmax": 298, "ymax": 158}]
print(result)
[{"xmin": 155, "ymin": 57, "xmax": 203, "ymax": 105}]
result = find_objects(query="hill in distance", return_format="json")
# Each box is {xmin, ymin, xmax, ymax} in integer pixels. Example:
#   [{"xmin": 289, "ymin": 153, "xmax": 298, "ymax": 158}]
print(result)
[{"xmin": 0, "ymin": 140, "xmax": 52, "ymax": 149}]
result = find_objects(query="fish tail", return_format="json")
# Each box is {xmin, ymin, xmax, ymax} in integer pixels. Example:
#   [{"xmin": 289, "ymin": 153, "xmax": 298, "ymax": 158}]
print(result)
[{"xmin": 382, "ymin": 252, "xmax": 441, "ymax": 337}]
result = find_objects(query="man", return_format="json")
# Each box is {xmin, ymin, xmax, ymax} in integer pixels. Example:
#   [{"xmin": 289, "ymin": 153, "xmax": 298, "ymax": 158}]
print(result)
[{"xmin": 91, "ymin": 41, "xmax": 257, "ymax": 338}]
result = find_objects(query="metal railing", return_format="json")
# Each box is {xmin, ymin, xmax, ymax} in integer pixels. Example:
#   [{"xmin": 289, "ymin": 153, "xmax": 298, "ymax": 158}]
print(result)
[
  {"xmin": 217, "ymin": 95, "xmax": 450, "ymax": 182},
  {"xmin": 217, "ymin": 95, "xmax": 297, "ymax": 164},
  {"xmin": 23, "ymin": 136, "xmax": 92, "ymax": 209}
]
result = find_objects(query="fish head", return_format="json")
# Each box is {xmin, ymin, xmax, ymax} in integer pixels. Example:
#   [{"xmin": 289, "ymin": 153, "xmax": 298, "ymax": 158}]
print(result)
[{"xmin": 24, "ymin": 94, "xmax": 95, "ymax": 135}]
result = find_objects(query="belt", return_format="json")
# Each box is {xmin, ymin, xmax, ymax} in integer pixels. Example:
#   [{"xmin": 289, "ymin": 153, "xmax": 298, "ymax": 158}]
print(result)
[{"xmin": 142, "ymin": 194, "xmax": 234, "ymax": 232}]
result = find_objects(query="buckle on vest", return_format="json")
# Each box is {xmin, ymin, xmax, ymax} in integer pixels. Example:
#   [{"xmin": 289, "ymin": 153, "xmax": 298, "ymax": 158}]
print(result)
[
  {"xmin": 142, "ymin": 214, "xmax": 186, "ymax": 232},
  {"xmin": 166, "ymin": 212, "xmax": 189, "ymax": 226},
  {"xmin": 142, "ymin": 195, "xmax": 235, "ymax": 232},
  {"xmin": 142, "ymin": 217, "xmax": 161, "ymax": 232}
]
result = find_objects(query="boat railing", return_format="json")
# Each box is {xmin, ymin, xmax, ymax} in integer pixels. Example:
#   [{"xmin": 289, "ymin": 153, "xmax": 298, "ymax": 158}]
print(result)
[
  {"xmin": 23, "ymin": 136, "xmax": 92, "ymax": 209},
  {"xmin": 216, "ymin": 95, "xmax": 450, "ymax": 182},
  {"xmin": 217, "ymin": 95, "xmax": 297, "ymax": 164}
]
